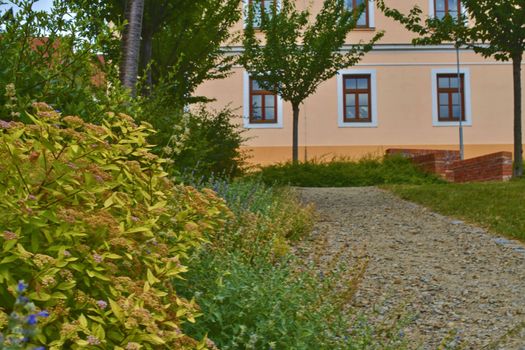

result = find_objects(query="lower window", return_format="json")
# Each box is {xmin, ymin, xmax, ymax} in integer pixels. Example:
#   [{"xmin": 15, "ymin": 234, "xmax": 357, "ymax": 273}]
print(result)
[
  {"xmin": 343, "ymin": 74, "xmax": 372, "ymax": 123},
  {"xmin": 249, "ymin": 78, "xmax": 278, "ymax": 124},
  {"xmin": 437, "ymin": 73, "xmax": 465, "ymax": 122}
]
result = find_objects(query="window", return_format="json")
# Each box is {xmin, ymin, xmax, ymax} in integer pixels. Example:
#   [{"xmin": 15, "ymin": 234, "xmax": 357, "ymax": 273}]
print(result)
[
  {"xmin": 249, "ymin": 78, "xmax": 278, "ymax": 124},
  {"xmin": 248, "ymin": 0, "xmax": 276, "ymax": 28},
  {"xmin": 434, "ymin": 0, "xmax": 461, "ymax": 19},
  {"xmin": 436, "ymin": 74, "xmax": 465, "ymax": 122},
  {"xmin": 345, "ymin": 0, "xmax": 369, "ymax": 27},
  {"xmin": 431, "ymin": 68, "xmax": 471, "ymax": 126},
  {"xmin": 343, "ymin": 75, "xmax": 371, "ymax": 123}
]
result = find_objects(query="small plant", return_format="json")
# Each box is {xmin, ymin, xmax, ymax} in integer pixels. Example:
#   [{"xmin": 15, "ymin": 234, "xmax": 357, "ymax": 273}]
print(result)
[{"xmin": 0, "ymin": 281, "xmax": 49, "ymax": 350}]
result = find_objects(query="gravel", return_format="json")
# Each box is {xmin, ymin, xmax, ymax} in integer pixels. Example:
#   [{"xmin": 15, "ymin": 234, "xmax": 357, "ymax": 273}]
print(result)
[{"xmin": 295, "ymin": 187, "xmax": 525, "ymax": 350}]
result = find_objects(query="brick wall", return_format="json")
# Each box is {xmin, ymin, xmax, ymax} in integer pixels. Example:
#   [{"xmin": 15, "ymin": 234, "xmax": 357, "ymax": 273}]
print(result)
[
  {"xmin": 448, "ymin": 152, "xmax": 513, "ymax": 183},
  {"xmin": 386, "ymin": 148, "xmax": 512, "ymax": 183}
]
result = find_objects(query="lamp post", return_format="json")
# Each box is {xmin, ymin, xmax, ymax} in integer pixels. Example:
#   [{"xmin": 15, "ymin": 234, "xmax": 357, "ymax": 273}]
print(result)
[{"xmin": 456, "ymin": 43, "xmax": 464, "ymax": 160}]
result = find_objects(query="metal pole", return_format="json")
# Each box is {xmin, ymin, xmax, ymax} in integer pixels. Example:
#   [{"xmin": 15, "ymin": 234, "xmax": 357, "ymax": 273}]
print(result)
[{"xmin": 456, "ymin": 44, "xmax": 465, "ymax": 160}]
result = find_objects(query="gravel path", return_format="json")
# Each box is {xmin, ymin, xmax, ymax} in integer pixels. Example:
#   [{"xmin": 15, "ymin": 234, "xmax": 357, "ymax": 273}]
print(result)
[{"xmin": 296, "ymin": 187, "xmax": 525, "ymax": 350}]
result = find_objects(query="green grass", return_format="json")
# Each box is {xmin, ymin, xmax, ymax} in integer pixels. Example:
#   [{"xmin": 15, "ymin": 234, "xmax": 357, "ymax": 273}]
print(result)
[
  {"xmin": 254, "ymin": 155, "xmax": 444, "ymax": 187},
  {"xmin": 387, "ymin": 179, "xmax": 525, "ymax": 240}
]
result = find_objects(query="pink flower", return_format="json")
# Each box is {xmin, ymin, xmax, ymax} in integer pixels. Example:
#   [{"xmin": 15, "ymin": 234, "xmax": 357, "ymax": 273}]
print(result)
[
  {"xmin": 92, "ymin": 253, "xmax": 103, "ymax": 263},
  {"xmin": 96, "ymin": 300, "xmax": 107, "ymax": 309},
  {"xmin": 3, "ymin": 231, "xmax": 18, "ymax": 240}
]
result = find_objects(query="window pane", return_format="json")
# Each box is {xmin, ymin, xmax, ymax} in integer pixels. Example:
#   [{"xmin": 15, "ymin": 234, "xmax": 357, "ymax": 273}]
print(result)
[
  {"xmin": 346, "ymin": 107, "xmax": 356, "ymax": 119},
  {"xmin": 345, "ymin": 0, "xmax": 354, "ymax": 10},
  {"xmin": 346, "ymin": 94, "xmax": 356, "ymax": 107},
  {"xmin": 436, "ymin": 0, "xmax": 445, "ymax": 11},
  {"xmin": 453, "ymin": 106, "xmax": 462, "ymax": 119},
  {"xmin": 439, "ymin": 106, "xmax": 449, "ymax": 118},
  {"xmin": 252, "ymin": 95, "xmax": 262, "ymax": 108},
  {"xmin": 357, "ymin": 12, "xmax": 367, "ymax": 26},
  {"xmin": 438, "ymin": 77, "xmax": 450, "ymax": 88},
  {"xmin": 345, "ymin": 78, "xmax": 357, "ymax": 90},
  {"xmin": 265, "ymin": 107, "xmax": 275, "ymax": 120},
  {"xmin": 450, "ymin": 77, "xmax": 460, "ymax": 88},
  {"xmin": 358, "ymin": 93, "xmax": 369, "ymax": 106},
  {"xmin": 252, "ymin": 80, "xmax": 264, "ymax": 91},
  {"xmin": 263, "ymin": 0, "xmax": 274, "ymax": 18},
  {"xmin": 436, "ymin": 11, "xmax": 446, "ymax": 19},
  {"xmin": 359, "ymin": 106, "xmax": 369, "ymax": 118},
  {"xmin": 252, "ymin": 108, "xmax": 262, "ymax": 120},
  {"xmin": 265, "ymin": 95, "xmax": 275, "ymax": 107},
  {"xmin": 449, "ymin": 0, "xmax": 458, "ymax": 10},
  {"xmin": 439, "ymin": 93, "xmax": 449, "ymax": 106},
  {"xmin": 452, "ymin": 93, "xmax": 461, "ymax": 105},
  {"xmin": 357, "ymin": 78, "xmax": 368, "ymax": 89},
  {"xmin": 253, "ymin": 5, "xmax": 262, "ymax": 27}
]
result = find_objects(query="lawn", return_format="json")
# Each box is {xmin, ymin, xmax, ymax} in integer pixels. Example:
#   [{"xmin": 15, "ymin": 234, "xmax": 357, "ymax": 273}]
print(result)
[{"xmin": 387, "ymin": 179, "xmax": 525, "ymax": 241}]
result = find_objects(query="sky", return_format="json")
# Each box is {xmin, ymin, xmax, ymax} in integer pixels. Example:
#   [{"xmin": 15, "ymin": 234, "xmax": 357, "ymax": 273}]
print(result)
[{"xmin": 0, "ymin": 0, "xmax": 54, "ymax": 13}]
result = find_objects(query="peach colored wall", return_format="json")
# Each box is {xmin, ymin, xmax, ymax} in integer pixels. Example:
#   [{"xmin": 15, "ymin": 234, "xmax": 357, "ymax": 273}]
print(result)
[{"xmin": 197, "ymin": 1, "xmax": 525, "ymax": 165}]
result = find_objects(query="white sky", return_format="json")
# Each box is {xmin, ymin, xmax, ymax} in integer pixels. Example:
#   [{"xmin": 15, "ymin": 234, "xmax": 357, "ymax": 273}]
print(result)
[{"xmin": 0, "ymin": 0, "xmax": 54, "ymax": 13}]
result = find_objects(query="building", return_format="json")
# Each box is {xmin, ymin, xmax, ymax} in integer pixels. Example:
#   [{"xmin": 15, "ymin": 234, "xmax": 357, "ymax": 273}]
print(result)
[{"xmin": 196, "ymin": 0, "xmax": 525, "ymax": 165}]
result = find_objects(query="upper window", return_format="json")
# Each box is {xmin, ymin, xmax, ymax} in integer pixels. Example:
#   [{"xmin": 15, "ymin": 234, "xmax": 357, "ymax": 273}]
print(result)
[
  {"xmin": 248, "ymin": 0, "xmax": 277, "ymax": 28},
  {"xmin": 343, "ymin": 74, "xmax": 371, "ymax": 123},
  {"xmin": 437, "ymin": 74, "xmax": 465, "ymax": 122},
  {"xmin": 249, "ymin": 78, "xmax": 278, "ymax": 124},
  {"xmin": 345, "ymin": 0, "xmax": 369, "ymax": 27},
  {"xmin": 434, "ymin": 0, "xmax": 461, "ymax": 19}
]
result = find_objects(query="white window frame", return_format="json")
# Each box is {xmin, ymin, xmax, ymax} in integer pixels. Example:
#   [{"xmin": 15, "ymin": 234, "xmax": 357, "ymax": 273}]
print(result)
[
  {"xmin": 242, "ymin": 0, "xmax": 281, "ymax": 28},
  {"xmin": 431, "ymin": 68, "xmax": 472, "ymax": 127},
  {"xmin": 243, "ymin": 71, "xmax": 284, "ymax": 129},
  {"xmin": 337, "ymin": 69, "xmax": 378, "ymax": 128},
  {"xmin": 429, "ymin": 0, "xmax": 467, "ymax": 19}
]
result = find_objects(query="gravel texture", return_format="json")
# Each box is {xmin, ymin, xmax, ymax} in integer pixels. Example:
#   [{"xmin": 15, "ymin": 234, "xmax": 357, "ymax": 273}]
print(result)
[{"xmin": 296, "ymin": 187, "xmax": 525, "ymax": 350}]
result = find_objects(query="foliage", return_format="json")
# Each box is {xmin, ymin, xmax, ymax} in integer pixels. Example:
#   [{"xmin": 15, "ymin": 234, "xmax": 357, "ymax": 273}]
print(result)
[
  {"xmin": 0, "ymin": 103, "xmax": 232, "ymax": 349},
  {"xmin": 254, "ymin": 155, "xmax": 444, "ymax": 187},
  {"xmin": 375, "ymin": 0, "xmax": 525, "ymax": 177},
  {"xmin": 179, "ymin": 252, "xmax": 407, "ymax": 350},
  {"xmin": 242, "ymin": 0, "xmax": 383, "ymax": 161},
  {"xmin": 145, "ymin": 105, "xmax": 247, "ymax": 180},
  {"xmin": 74, "ymin": 0, "xmax": 242, "ymax": 104},
  {"xmin": 388, "ymin": 178, "xmax": 525, "ymax": 240},
  {"xmin": 0, "ymin": 0, "xmax": 128, "ymax": 123},
  {"xmin": 177, "ymin": 177, "xmax": 406, "ymax": 349},
  {"xmin": 0, "ymin": 281, "xmax": 48, "ymax": 350}
]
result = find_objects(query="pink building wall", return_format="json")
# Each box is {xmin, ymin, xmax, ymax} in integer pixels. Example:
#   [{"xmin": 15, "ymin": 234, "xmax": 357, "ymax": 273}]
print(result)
[{"xmin": 196, "ymin": 0, "xmax": 525, "ymax": 165}]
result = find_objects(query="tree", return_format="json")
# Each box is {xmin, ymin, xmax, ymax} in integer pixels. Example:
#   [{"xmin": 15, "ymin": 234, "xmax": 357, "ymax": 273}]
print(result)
[
  {"xmin": 242, "ymin": 0, "xmax": 383, "ymax": 163},
  {"xmin": 84, "ymin": 0, "xmax": 241, "ymax": 103},
  {"xmin": 377, "ymin": 0, "xmax": 525, "ymax": 177},
  {"xmin": 119, "ymin": 0, "xmax": 144, "ymax": 96}
]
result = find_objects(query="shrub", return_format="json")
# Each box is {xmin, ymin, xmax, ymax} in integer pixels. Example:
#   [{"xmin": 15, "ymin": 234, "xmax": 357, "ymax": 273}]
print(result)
[
  {"xmin": 255, "ymin": 155, "xmax": 444, "ymax": 187},
  {"xmin": 141, "ymin": 103, "xmax": 247, "ymax": 180},
  {"xmin": 189, "ymin": 178, "xmax": 315, "ymax": 261},
  {"xmin": 0, "ymin": 103, "xmax": 231, "ymax": 349}
]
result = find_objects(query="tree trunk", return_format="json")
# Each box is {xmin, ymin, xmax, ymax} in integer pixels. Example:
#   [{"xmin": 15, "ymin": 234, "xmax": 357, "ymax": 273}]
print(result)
[
  {"xmin": 292, "ymin": 103, "xmax": 300, "ymax": 163},
  {"xmin": 120, "ymin": 0, "xmax": 145, "ymax": 97},
  {"xmin": 512, "ymin": 54, "xmax": 523, "ymax": 177}
]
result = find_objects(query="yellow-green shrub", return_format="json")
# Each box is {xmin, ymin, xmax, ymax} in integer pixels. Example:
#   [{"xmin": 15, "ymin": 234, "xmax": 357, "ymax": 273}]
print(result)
[{"xmin": 0, "ymin": 103, "xmax": 231, "ymax": 349}]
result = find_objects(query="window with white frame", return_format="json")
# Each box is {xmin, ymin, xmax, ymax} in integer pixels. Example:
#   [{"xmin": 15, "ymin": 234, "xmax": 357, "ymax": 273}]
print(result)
[
  {"xmin": 243, "ymin": 72, "xmax": 283, "ymax": 129},
  {"xmin": 431, "ymin": 68, "xmax": 472, "ymax": 126},
  {"xmin": 345, "ymin": 0, "xmax": 372, "ymax": 28},
  {"xmin": 337, "ymin": 69, "xmax": 378, "ymax": 127}
]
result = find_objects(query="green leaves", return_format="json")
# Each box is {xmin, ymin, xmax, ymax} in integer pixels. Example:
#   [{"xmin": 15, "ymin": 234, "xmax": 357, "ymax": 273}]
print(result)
[{"xmin": 0, "ymin": 105, "xmax": 232, "ymax": 349}]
